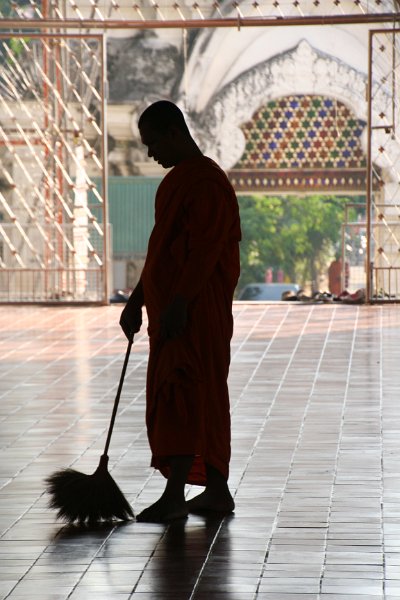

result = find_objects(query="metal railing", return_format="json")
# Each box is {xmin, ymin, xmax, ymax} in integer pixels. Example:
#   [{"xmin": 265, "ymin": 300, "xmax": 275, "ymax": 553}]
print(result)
[
  {"xmin": 372, "ymin": 266, "xmax": 400, "ymax": 301},
  {"xmin": 0, "ymin": 267, "xmax": 105, "ymax": 303}
]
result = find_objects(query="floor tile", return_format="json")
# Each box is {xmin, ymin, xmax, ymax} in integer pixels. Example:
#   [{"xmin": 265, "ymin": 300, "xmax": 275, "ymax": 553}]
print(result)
[{"xmin": 0, "ymin": 304, "xmax": 398, "ymax": 599}]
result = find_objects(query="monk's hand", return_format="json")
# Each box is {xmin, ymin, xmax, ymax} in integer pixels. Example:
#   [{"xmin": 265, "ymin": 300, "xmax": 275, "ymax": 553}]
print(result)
[
  {"xmin": 160, "ymin": 294, "xmax": 188, "ymax": 340},
  {"xmin": 120, "ymin": 302, "xmax": 142, "ymax": 341}
]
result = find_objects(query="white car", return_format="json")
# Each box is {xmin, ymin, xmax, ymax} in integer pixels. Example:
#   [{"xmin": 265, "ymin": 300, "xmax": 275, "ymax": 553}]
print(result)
[{"xmin": 238, "ymin": 282, "xmax": 300, "ymax": 301}]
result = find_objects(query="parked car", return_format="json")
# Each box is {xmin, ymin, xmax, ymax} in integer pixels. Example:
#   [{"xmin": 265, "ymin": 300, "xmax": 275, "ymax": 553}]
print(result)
[{"xmin": 238, "ymin": 282, "xmax": 300, "ymax": 301}]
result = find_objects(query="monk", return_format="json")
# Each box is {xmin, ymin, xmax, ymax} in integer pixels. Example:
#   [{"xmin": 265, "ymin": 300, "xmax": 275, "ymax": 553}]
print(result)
[{"xmin": 120, "ymin": 100, "xmax": 241, "ymax": 523}]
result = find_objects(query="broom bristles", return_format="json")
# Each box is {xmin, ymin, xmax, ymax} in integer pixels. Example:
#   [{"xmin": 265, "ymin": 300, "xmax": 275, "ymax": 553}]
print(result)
[{"xmin": 45, "ymin": 456, "xmax": 134, "ymax": 524}]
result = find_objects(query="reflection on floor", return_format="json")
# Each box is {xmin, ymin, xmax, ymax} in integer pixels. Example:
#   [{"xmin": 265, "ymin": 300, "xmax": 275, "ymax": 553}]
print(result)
[{"xmin": 0, "ymin": 303, "xmax": 399, "ymax": 599}]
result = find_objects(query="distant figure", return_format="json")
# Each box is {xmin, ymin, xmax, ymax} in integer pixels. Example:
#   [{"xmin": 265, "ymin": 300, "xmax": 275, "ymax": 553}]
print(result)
[
  {"xmin": 328, "ymin": 255, "xmax": 349, "ymax": 295},
  {"xmin": 120, "ymin": 100, "xmax": 241, "ymax": 523},
  {"xmin": 265, "ymin": 267, "xmax": 273, "ymax": 283}
]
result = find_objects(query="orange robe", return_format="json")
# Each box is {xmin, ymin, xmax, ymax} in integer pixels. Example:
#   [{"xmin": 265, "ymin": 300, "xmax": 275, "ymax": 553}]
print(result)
[{"xmin": 141, "ymin": 156, "xmax": 241, "ymax": 485}]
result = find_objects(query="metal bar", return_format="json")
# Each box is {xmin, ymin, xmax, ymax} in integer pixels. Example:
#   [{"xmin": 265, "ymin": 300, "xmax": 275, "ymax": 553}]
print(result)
[
  {"xmin": 100, "ymin": 33, "xmax": 109, "ymax": 305},
  {"xmin": 366, "ymin": 29, "xmax": 374, "ymax": 303},
  {"xmin": 372, "ymin": 266, "xmax": 400, "ymax": 302},
  {"xmin": 42, "ymin": 0, "xmax": 51, "ymax": 295},
  {"xmin": 1, "ymin": 14, "xmax": 399, "ymax": 30},
  {"xmin": 392, "ymin": 27, "xmax": 397, "ymax": 137},
  {"xmin": 0, "ymin": 33, "xmax": 104, "ymax": 39},
  {"xmin": 341, "ymin": 221, "xmax": 345, "ymax": 292},
  {"xmin": 5, "ymin": 34, "xmax": 106, "ymax": 232},
  {"xmin": 359, "ymin": 27, "xmax": 400, "ymax": 34},
  {"xmin": 0, "ymin": 139, "xmax": 44, "ymax": 145},
  {"xmin": 341, "ymin": 202, "xmax": 367, "ymax": 293},
  {"xmin": 0, "ymin": 273, "xmax": 106, "ymax": 303},
  {"xmin": 371, "ymin": 125, "xmax": 394, "ymax": 130}
]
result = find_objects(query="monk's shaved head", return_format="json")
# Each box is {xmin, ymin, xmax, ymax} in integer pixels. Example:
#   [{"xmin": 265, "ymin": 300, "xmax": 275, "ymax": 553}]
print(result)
[
  {"xmin": 138, "ymin": 100, "xmax": 201, "ymax": 168},
  {"xmin": 138, "ymin": 101, "xmax": 190, "ymax": 135}
]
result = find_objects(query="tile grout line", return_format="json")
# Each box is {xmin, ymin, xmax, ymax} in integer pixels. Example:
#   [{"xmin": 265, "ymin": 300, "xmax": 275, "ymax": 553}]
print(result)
[
  {"xmin": 187, "ymin": 517, "xmax": 226, "ymax": 600},
  {"xmin": 0, "ymin": 322, "xmax": 141, "ymax": 447},
  {"xmin": 317, "ymin": 305, "xmax": 360, "ymax": 599},
  {"xmin": 1, "ymin": 304, "xmax": 394, "ymax": 600},
  {"xmin": 230, "ymin": 304, "xmax": 292, "ymax": 416},
  {"xmin": 0, "ymin": 307, "xmax": 124, "ymax": 425},
  {"xmin": 121, "ymin": 306, "xmax": 280, "ymax": 599},
  {"xmin": 238, "ymin": 305, "xmax": 315, "ymax": 503},
  {"xmin": 165, "ymin": 305, "xmax": 293, "ymax": 600},
  {"xmin": 4, "ymin": 305, "xmax": 252, "ymax": 598},
  {"xmin": 1, "ymin": 311, "xmax": 149, "ymax": 434},
  {"xmin": 0, "ymin": 329, "xmax": 147, "ymax": 462},
  {"xmin": 64, "ymin": 524, "xmax": 122, "ymax": 600},
  {"xmin": 0, "ymin": 307, "xmax": 90, "ymax": 377},
  {"xmin": 253, "ymin": 305, "xmax": 338, "ymax": 598},
  {"xmin": 380, "ymin": 307, "xmax": 386, "ymax": 600},
  {"xmin": 190, "ymin": 305, "xmax": 319, "ymax": 599},
  {"xmin": 0, "ymin": 307, "xmax": 67, "ymax": 355},
  {"xmin": 0, "ymin": 345, "xmax": 148, "ymax": 543}
]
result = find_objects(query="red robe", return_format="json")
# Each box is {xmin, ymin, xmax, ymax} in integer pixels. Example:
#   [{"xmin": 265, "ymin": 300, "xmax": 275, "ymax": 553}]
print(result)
[{"xmin": 141, "ymin": 156, "xmax": 241, "ymax": 485}]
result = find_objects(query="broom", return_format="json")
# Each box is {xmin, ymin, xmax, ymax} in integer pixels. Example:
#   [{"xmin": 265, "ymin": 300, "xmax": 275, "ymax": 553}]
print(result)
[{"xmin": 45, "ymin": 338, "xmax": 135, "ymax": 524}]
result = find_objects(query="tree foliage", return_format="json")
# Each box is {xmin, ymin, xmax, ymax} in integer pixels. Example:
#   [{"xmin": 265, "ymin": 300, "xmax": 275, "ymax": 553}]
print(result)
[
  {"xmin": 237, "ymin": 194, "xmax": 363, "ymax": 293},
  {"xmin": 0, "ymin": 0, "xmax": 28, "ymax": 16},
  {"xmin": 0, "ymin": 2, "xmax": 33, "ymax": 66}
]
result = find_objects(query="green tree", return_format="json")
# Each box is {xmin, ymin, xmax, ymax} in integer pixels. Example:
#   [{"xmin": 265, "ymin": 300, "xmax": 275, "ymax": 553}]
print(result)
[
  {"xmin": 0, "ymin": 1, "xmax": 33, "ymax": 67},
  {"xmin": 0, "ymin": 0, "xmax": 29, "ymax": 16},
  {"xmin": 237, "ymin": 195, "xmax": 282, "ymax": 290},
  {"xmin": 237, "ymin": 194, "xmax": 363, "ymax": 294}
]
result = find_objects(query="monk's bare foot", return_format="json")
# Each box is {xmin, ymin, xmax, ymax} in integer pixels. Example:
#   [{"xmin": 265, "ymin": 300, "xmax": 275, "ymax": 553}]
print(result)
[
  {"xmin": 187, "ymin": 489, "xmax": 235, "ymax": 514},
  {"xmin": 136, "ymin": 496, "xmax": 189, "ymax": 523}
]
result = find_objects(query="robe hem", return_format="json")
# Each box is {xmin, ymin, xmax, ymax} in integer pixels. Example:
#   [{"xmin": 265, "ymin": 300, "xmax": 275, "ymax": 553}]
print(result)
[{"xmin": 151, "ymin": 453, "xmax": 229, "ymax": 486}]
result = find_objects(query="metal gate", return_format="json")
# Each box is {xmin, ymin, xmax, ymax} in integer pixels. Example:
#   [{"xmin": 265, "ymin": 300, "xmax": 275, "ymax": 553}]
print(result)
[
  {"xmin": 0, "ymin": 32, "xmax": 108, "ymax": 303},
  {"xmin": 367, "ymin": 28, "xmax": 400, "ymax": 301}
]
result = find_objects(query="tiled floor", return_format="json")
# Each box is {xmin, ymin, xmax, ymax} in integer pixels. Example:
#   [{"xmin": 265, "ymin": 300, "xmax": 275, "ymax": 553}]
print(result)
[{"xmin": 0, "ymin": 303, "xmax": 400, "ymax": 599}]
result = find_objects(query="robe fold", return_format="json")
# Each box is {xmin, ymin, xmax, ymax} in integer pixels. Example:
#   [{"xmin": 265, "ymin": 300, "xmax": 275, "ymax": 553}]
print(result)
[{"xmin": 141, "ymin": 155, "xmax": 241, "ymax": 485}]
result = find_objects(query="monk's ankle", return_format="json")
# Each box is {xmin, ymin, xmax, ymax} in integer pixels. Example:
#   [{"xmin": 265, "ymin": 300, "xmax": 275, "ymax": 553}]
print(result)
[{"xmin": 205, "ymin": 464, "xmax": 230, "ymax": 493}]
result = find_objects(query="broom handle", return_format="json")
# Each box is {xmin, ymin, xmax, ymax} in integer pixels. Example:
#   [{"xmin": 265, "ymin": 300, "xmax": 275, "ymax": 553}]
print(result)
[{"xmin": 103, "ymin": 337, "xmax": 133, "ymax": 456}]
